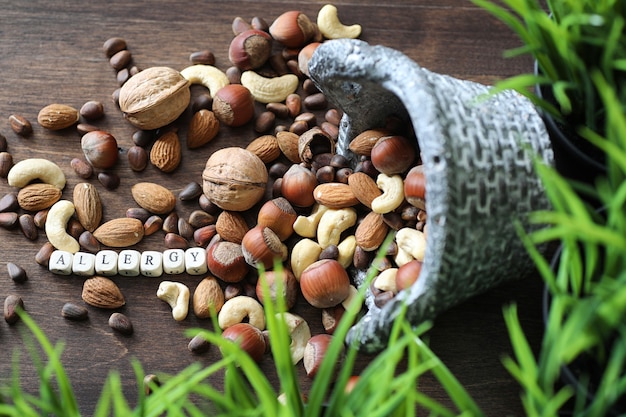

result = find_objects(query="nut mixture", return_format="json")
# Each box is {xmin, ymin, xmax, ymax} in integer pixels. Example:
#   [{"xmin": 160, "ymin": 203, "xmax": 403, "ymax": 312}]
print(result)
[{"xmin": 0, "ymin": 4, "xmax": 425, "ymax": 378}]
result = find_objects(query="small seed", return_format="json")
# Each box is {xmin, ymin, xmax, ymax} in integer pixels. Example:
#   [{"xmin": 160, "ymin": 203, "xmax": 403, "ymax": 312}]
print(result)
[
  {"xmin": 4, "ymin": 294, "xmax": 24, "ymax": 324},
  {"xmin": 132, "ymin": 129, "xmax": 154, "ymax": 147},
  {"xmin": 232, "ymin": 16, "xmax": 252, "ymax": 35},
  {"xmin": 268, "ymin": 53, "xmax": 288, "ymax": 76},
  {"xmin": 294, "ymin": 112, "xmax": 316, "ymax": 127},
  {"xmin": 109, "ymin": 49, "xmax": 132, "ymax": 71},
  {"xmin": 68, "ymin": 218, "xmax": 85, "ymax": 240},
  {"xmin": 126, "ymin": 207, "xmax": 151, "ymax": 223},
  {"xmin": 315, "ymin": 165, "xmax": 335, "ymax": 184},
  {"xmin": 225, "ymin": 66, "xmax": 242, "ymax": 84},
  {"xmin": 303, "ymin": 79, "xmax": 320, "ymax": 95},
  {"xmin": 374, "ymin": 290, "xmax": 395, "ymax": 308},
  {"xmin": 117, "ymin": 68, "xmax": 130, "ymax": 85},
  {"xmin": 251, "ymin": 16, "xmax": 269, "ymax": 31},
  {"xmin": 103, "ymin": 37, "xmax": 127, "ymax": 58},
  {"xmin": 19, "ymin": 214, "xmax": 37, "ymax": 240},
  {"xmin": 188, "ymin": 333, "xmax": 211, "ymax": 354},
  {"xmin": 193, "ymin": 224, "xmax": 217, "ymax": 247},
  {"xmin": 325, "ymin": 108, "xmax": 342, "ymax": 125},
  {"xmin": 7, "ymin": 262, "xmax": 27, "ymax": 283},
  {"xmin": 33, "ymin": 209, "xmax": 49, "ymax": 229},
  {"xmin": 162, "ymin": 212, "xmax": 179, "ymax": 234},
  {"xmin": 179, "ymin": 182, "xmax": 203, "ymax": 201},
  {"xmin": 0, "ymin": 212, "xmax": 18, "ymax": 229},
  {"xmin": 321, "ymin": 305, "xmax": 345, "ymax": 335},
  {"xmin": 224, "ymin": 283, "xmax": 243, "ymax": 301},
  {"xmin": 0, "ymin": 193, "xmax": 18, "ymax": 213},
  {"xmin": 109, "ymin": 312, "xmax": 133, "ymax": 335},
  {"xmin": 79, "ymin": 230, "xmax": 101, "ymax": 253},
  {"xmin": 129, "ymin": 65, "xmax": 140, "ymax": 76},
  {"xmin": 188, "ymin": 210, "xmax": 215, "ymax": 228},
  {"xmin": 198, "ymin": 194, "xmax": 221, "ymax": 215},
  {"xmin": 254, "ymin": 111, "xmax": 275, "ymax": 133},
  {"xmin": 112, "ymin": 88, "xmax": 121, "ymax": 107},
  {"xmin": 189, "ymin": 50, "xmax": 215, "ymax": 65},
  {"xmin": 80, "ymin": 100, "xmax": 105, "ymax": 120},
  {"xmin": 61, "ymin": 302, "xmax": 89, "ymax": 321},
  {"xmin": 266, "ymin": 102, "xmax": 290, "ymax": 119},
  {"xmin": 35, "ymin": 242, "xmax": 55, "ymax": 266},
  {"xmin": 144, "ymin": 215, "xmax": 164, "ymax": 236},
  {"xmin": 98, "ymin": 171, "xmax": 120, "ymax": 190},
  {"xmin": 289, "ymin": 120, "xmax": 309, "ymax": 135},
  {"xmin": 0, "ymin": 134, "xmax": 7, "ymax": 152},
  {"xmin": 127, "ymin": 145, "xmax": 148, "ymax": 172},
  {"xmin": 319, "ymin": 245, "xmax": 339, "ymax": 260},
  {"xmin": 164, "ymin": 232, "xmax": 188, "ymax": 249},
  {"xmin": 178, "ymin": 218, "xmax": 194, "ymax": 241},
  {"xmin": 191, "ymin": 94, "xmax": 213, "ymax": 113},
  {"xmin": 0, "ymin": 152, "xmax": 13, "ymax": 178},
  {"xmin": 321, "ymin": 121, "xmax": 339, "ymax": 141},
  {"xmin": 9, "ymin": 114, "xmax": 33, "ymax": 136},
  {"xmin": 76, "ymin": 123, "xmax": 100, "ymax": 135},
  {"xmin": 70, "ymin": 157, "xmax": 94, "ymax": 179}
]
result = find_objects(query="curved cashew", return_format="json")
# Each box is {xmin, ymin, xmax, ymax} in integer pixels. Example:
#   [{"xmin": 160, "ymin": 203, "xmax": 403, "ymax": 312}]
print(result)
[
  {"xmin": 45, "ymin": 200, "xmax": 80, "ymax": 253},
  {"xmin": 317, "ymin": 207, "xmax": 357, "ymax": 249},
  {"xmin": 395, "ymin": 227, "xmax": 426, "ymax": 264},
  {"xmin": 157, "ymin": 281, "xmax": 190, "ymax": 321},
  {"xmin": 341, "ymin": 285, "xmax": 360, "ymax": 311},
  {"xmin": 337, "ymin": 235, "xmax": 356, "ymax": 268},
  {"xmin": 317, "ymin": 4, "xmax": 362, "ymax": 40},
  {"xmin": 7, "ymin": 158, "xmax": 66, "ymax": 189},
  {"xmin": 374, "ymin": 268, "xmax": 398, "ymax": 293},
  {"xmin": 371, "ymin": 174, "xmax": 404, "ymax": 214},
  {"xmin": 218, "ymin": 295, "xmax": 265, "ymax": 330},
  {"xmin": 277, "ymin": 312, "xmax": 311, "ymax": 364},
  {"xmin": 240, "ymin": 71, "xmax": 299, "ymax": 104},
  {"xmin": 291, "ymin": 238, "xmax": 322, "ymax": 280},
  {"xmin": 293, "ymin": 203, "xmax": 328, "ymax": 238},
  {"xmin": 180, "ymin": 65, "xmax": 230, "ymax": 97}
]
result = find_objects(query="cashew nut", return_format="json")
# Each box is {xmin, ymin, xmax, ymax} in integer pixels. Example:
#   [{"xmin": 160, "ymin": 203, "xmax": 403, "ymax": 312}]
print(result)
[
  {"xmin": 180, "ymin": 64, "xmax": 230, "ymax": 97},
  {"xmin": 337, "ymin": 235, "xmax": 356, "ymax": 268},
  {"xmin": 317, "ymin": 4, "xmax": 362, "ymax": 40},
  {"xmin": 218, "ymin": 295, "xmax": 265, "ymax": 330},
  {"xmin": 45, "ymin": 200, "xmax": 80, "ymax": 253},
  {"xmin": 374, "ymin": 268, "xmax": 398, "ymax": 293},
  {"xmin": 290, "ymin": 238, "xmax": 322, "ymax": 280},
  {"xmin": 341, "ymin": 285, "xmax": 360, "ymax": 311},
  {"xmin": 240, "ymin": 71, "xmax": 299, "ymax": 104},
  {"xmin": 371, "ymin": 174, "xmax": 404, "ymax": 214},
  {"xmin": 395, "ymin": 227, "xmax": 426, "ymax": 265},
  {"xmin": 394, "ymin": 248, "xmax": 414, "ymax": 267},
  {"xmin": 277, "ymin": 312, "xmax": 311, "ymax": 364},
  {"xmin": 157, "ymin": 281, "xmax": 190, "ymax": 321},
  {"xmin": 7, "ymin": 158, "xmax": 66, "ymax": 189},
  {"xmin": 293, "ymin": 203, "xmax": 328, "ymax": 238},
  {"xmin": 317, "ymin": 207, "xmax": 357, "ymax": 249}
]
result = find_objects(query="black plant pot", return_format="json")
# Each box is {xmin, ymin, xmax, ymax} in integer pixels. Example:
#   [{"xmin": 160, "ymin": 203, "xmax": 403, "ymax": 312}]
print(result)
[
  {"xmin": 534, "ymin": 63, "xmax": 606, "ymax": 186},
  {"xmin": 543, "ymin": 248, "xmax": 626, "ymax": 416}
]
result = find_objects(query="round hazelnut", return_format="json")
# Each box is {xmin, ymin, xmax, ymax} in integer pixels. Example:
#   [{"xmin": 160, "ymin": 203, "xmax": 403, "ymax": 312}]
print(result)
[
  {"xmin": 206, "ymin": 241, "xmax": 249, "ymax": 283},
  {"xmin": 255, "ymin": 268, "xmax": 298, "ymax": 310},
  {"xmin": 404, "ymin": 165, "xmax": 426, "ymax": 207},
  {"xmin": 212, "ymin": 84, "xmax": 255, "ymax": 127},
  {"xmin": 222, "ymin": 323, "xmax": 266, "ymax": 363},
  {"xmin": 280, "ymin": 164, "xmax": 317, "ymax": 208},
  {"xmin": 300, "ymin": 259, "xmax": 351, "ymax": 309},
  {"xmin": 81, "ymin": 130, "xmax": 119, "ymax": 169},
  {"xmin": 269, "ymin": 11, "xmax": 316, "ymax": 48},
  {"xmin": 370, "ymin": 135, "xmax": 417, "ymax": 175},
  {"xmin": 241, "ymin": 225, "xmax": 288, "ymax": 269},
  {"xmin": 229, "ymin": 29, "xmax": 273, "ymax": 70},
  {"xmin": 202, "ymin": 147, "xmax": 268, "ymax": 211},
  {"xmin": 256, "ymin": 197, "xmax": 297, "ymax": 241},
  {"xmin": 395, "ymin": 259, "xmax": 422, "ymax": 291}
]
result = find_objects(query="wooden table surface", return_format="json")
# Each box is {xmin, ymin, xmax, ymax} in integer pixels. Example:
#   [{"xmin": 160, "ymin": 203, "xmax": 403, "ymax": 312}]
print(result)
[{"xmin": 0, "ymin": 1, "xmax": 545, "ymax": 415}]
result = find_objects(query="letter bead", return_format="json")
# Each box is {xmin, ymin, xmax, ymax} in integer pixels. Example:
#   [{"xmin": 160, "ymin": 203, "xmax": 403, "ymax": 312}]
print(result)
[
  {"xmin": 163, "ymin": 249, "xmax": 185, "ymax": 275},
  {"xmin": 95, "ymin": 250, "xmax": 118, "ymax": 276},
  {"xmin": 140, "ymin": 251, "xmax": 163, "ymax": 277},
  {"xmin": 185, "ymin": 247, "xmax": 208, "ymax": 275},
  {"xmin": 49, "ymin": 250, "xmax": 73, "ymax": 275},
  {"xmin": 118, "ymin": 249, "xmax": 141, "ymax": 277},
  {"xmin": 72, "ymin": 252, "xmax": 96, "ymax": 276}
]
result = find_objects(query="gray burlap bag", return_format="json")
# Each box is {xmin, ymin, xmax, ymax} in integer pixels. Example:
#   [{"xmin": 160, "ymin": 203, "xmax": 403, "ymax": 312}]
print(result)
[{"xmin": 308, "ymin": 39, "xmax": 554, "ymax": 353}]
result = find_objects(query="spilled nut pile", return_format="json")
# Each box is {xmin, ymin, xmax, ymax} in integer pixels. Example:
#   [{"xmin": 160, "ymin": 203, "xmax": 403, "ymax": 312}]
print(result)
[{"xmin": 1, "ymin": 4, "xmax": 426, "ymax": 377}]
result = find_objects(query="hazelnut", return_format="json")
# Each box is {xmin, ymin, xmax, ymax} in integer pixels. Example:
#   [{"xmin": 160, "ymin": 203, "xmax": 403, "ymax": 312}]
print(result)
[
  {"xmin": 255, "ymin": 268, "xmax": 298, "ymax": 310},
  {"xmin": 206, "ymin": 241, "xmax": 249, "ymax": 283},
  {"xmin": 280, "ymin": 164, "xmax": 317, "ymax": 208},
  {"xmin": 300, "ymin": 259, "xmax": 351, "ymax": 309},
  {"xmin": 303, "ymin": 334, "xmax": 343, "ymax": 379},
  {"xmin": 241, "ymin": 225, "xmax": 288, "ymax": 269},
  {"xmin": 212, "ymin": 84, "xmax": 255, "ymax": 127},
  {"xmin": 404, "ymin": 165, "xmax": 426, "ymax": 208},
  {"xmin": 256, "ymin": 197, "xmax": 297, "ymax": 241},
  {"xmin": 269, "ymin": 11, "xmax": 316, "ymax": 48},
  {"xmin": 395, "ymin": 259, "xmax": 422, "ymax": 291},
  {"xmin": 222, "ymin": 323, "xmax": 266, "ymax": 363},
  {"xmin": 229, "ymin": 29, "xmax": 273, "ymax": 70},
  {"xmin": 202, "ymin": 147, "xmax": 268, "ymax": 211},
  {"xmin": 370, "ymin": 135, "xmax": 416, "ymax": 175},
  {"xmin": 81, "ymin": 130, "xmax": 119, "ymax": 169}
]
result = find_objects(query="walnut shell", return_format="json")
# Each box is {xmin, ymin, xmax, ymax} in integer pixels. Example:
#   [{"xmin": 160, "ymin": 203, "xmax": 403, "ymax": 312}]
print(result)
[
  {"xmin": 202, "ymin": 147, "xmax": 268, "ymax": 211},
  {"xmin": 118, "ymin": 66, "xmax": 190, "ymax": 130}
]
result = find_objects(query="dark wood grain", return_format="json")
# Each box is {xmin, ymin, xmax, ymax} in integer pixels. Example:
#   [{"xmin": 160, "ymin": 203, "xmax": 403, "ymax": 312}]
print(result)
[{"xmin": 0, "ymin": 1, "xmax": 542, "ymax": 415}]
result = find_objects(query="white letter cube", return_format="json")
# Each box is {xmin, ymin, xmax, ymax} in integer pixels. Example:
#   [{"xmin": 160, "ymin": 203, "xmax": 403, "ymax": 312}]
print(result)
[
  {"xmin": 118, "ymin": 250, "xmax": 141, "ymax": 277},
  {"xmin": 163, "ymin": 249, "xmax": 185, "ymax": 274},
  {"xmin": 140, "ymin": 251, "xmax": 163, "ymax": 277},
  {"xmin": 95, "ymin": 250, "xmax": 118, "ymax": 276},
  {"xmin": 49, "ymin": 250, "xmax": 73, "ymax": 275},
  {"xmin": 72, "ymin": 252, "xmax": 96, "ymax": 276},
  {"xmin": 185, "ymin": 247, "xmax": 207, "ymax": 275}
]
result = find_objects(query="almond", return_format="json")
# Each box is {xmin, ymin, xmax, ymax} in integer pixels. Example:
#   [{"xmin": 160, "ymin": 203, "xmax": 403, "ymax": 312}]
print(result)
[
  {"xmin": 82, "ymin": 276, "xmax": 125, "ymax": 309},
  {"xmin": 73, "ymin": 182, "xmax": 103, "ymax": 232},
  {"xmin": 347, "ymin": 172, "xmax": 382, "ymax": 209},
  {"xmin": 193, "ymin": 276, "xmax": 225, "ymax": 318},
  {"xmin": 215, "ymin": 210, "xmax": 250, "ymax": 244},
  {"xmin": 246, "ymin": 134, "xmax": 281, "ymax": 163},
  {"xmin": 37, "ymin": 104, "xmax": 80, "ymax": 130},
  {"xmin": 313, "ymin": 183, "xmax": 359, "ymax": 209},
  {"xmin": 348, "ymin": 129, "xmax": 390, "ymax": 157},
  {"xmin": 276, "ymin": 131, "xmax": 301, "ymax": 163},
  {"xmin": 131, "ymin": 182, "xmax": 176, "ymax": 215},
  {"xmin": 355, "ymin": 211, "xmax": 389, "ymax": 251},
  {"xmin": 93, "ymin": 218, "xmax": 144, "ymax": 247},
  {"xmin": 187, "ymin": 109, "xmax": 220, "ymax": 149},
  {"xmin": 17, "ymin": 183, "xmax": 62, "ymax": 211},
  {"xmin": 150, "ymin": 130, "xmax": 181, "ymax": 173}
]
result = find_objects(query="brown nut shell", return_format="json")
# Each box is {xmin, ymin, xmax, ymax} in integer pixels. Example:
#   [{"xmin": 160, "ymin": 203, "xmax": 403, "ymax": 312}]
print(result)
[{"xmin": 82, "ymin": 276, "xmax": 125, "ymax": 309}]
